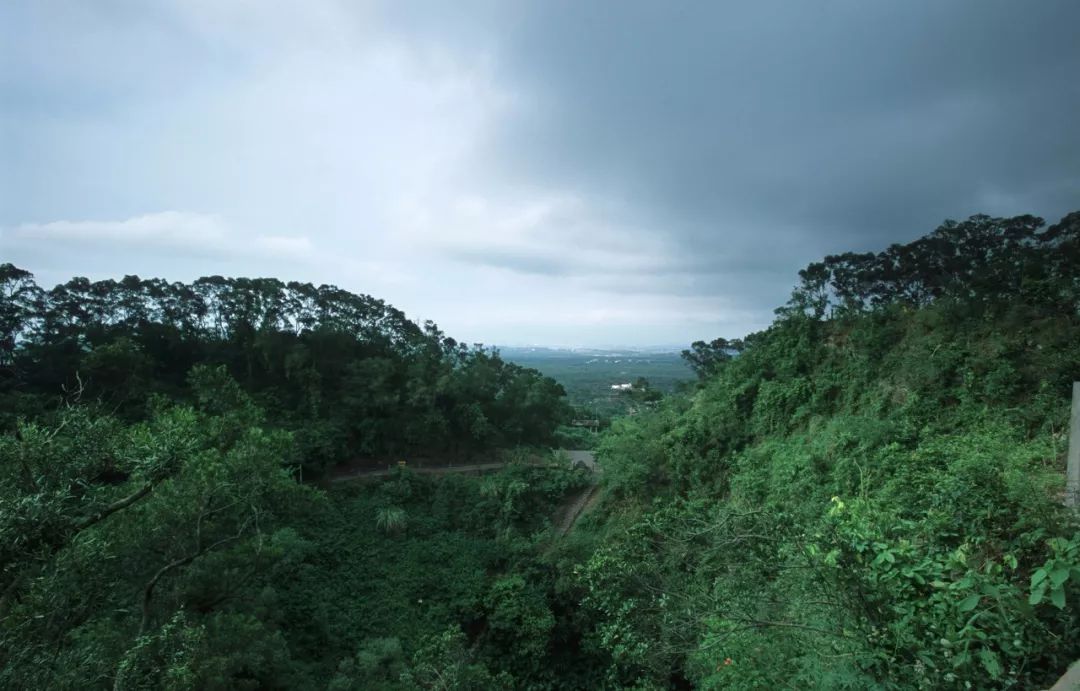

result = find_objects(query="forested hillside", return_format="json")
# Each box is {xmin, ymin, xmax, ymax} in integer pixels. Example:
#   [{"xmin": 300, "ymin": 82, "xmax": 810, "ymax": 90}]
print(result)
[
  {"xmin": 2, "ymin": 210, "xmax": 1079, "ymax": 689},
  {"xmin": 0, "ymin": 270, "xmax": 577, "ymax": 688},
  {"xmin": 567, "ymin": 211, "xmax": 1080, "ymax": 688},
  {"xmin": 0, "ymin": 271, "xmax": 569, "ymax": 473}
]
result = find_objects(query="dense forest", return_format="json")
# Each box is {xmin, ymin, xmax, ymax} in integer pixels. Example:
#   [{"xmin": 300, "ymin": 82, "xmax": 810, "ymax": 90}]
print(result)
[
  {"xmin": 0, "ymin": 270, "xmax": 570, "ymax": 473},
  {"xmin": 579, "ymin": 211, "xmax": 1080, "ymax": 688},
  {"xmin": 2, "ymin": 210, "xmax": 1079, "ymax": 689}
]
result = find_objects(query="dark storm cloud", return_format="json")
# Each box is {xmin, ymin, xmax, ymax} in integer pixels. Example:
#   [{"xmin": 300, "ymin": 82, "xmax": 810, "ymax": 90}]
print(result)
[
  {"xmin": 479, "ymin": 0, "xmax": 1080, "ymax": 271},
  {"xmin": 5, "ymin": 1, "xmax": 1079, "ymax": 346},
  {"xmin": 448, "ymin": 233, "xmax": 793, "ymax": 314}
]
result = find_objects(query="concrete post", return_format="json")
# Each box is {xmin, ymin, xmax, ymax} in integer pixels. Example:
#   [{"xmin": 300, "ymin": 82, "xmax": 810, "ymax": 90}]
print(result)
[{"xmin": 1067, "ymin": 382, "xmax": 1080, "ymax": 508}]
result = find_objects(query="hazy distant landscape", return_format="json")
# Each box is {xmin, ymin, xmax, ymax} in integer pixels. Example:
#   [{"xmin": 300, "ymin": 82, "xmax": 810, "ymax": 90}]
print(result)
[{"xmin": 499, "ymin": 346, "xmax": 693, "ymax": 415}]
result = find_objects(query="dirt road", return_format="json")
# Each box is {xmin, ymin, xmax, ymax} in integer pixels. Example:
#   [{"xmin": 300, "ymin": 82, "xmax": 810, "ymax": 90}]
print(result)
[
  {"xmin": 329, "ymin": 449, "xmax": 603, "ymax": 536},
  {"xmin": 330, "ymin": 461, "xmax": 510, "ymax": 482},
  {"xmin": 555, "ymin": 450, "xmax": 600, "ymax": 535}
]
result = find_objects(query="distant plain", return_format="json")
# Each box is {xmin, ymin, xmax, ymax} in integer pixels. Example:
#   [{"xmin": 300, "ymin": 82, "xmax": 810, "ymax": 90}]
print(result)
[{"xmin": 500, "ymin": 346, "xmax": 693, "ymax": 415}]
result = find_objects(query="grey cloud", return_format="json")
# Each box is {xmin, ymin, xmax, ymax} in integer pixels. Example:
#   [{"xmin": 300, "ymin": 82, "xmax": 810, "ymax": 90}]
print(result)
[
  {"xmin": 447, "ymin": 231, "xmax": 793, "ymax": 313},
  {"xmin": 3, "ymin": 1, "xmax": 1079, "ymax": 347},
  {"xmin": 449, "ymin": 248, "xmax": 574, "ymax": 276},
  {"xmin": 483, "ymin": 1, "xmax": 1080, "ymax": 249}
]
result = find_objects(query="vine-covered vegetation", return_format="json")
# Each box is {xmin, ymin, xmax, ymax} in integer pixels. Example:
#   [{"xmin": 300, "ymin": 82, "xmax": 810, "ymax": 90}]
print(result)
[
  {"xmin": 2, "ymin": 210, "xmax": 1079, "ymax": 689},
  {"xmin": 568, "ymin": 211, "xmax": 1080, "ymax": 688}
]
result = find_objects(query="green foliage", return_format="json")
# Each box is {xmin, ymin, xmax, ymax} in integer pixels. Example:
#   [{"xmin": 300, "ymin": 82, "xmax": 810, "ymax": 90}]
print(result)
[
  {"xmin": 328, "ymin": 637, "xmax": 407, "ymax": 690},
  {"xmin": 594, "ymin": 405, "xmax": 679, "ymax": 498},
  {"xmin": 479, "ymin": 573, "xmax": 556, "ymax": 678},
  {"xmin": 401, "ymin": 626, "xmax": 513, "ymax": 690},
  {"xmin": 553, "ymin": 423, "xmax": 599, "ymax": 450},
  {"xmin": 503, "ymin": 347, "xmax": 692, "ymax": 417},
  {"xmin": 113, "ymin": 611, "xmax": 208, "ymax": 691},
  {"xmin": 0, "ymin": 371, "xmax": 588, "ymax": 688},
  {"xmin": 1, "ymin": 269, "xmax": 571, "ymax": 474},
  {"xmin": 1029, "ymin": 537, "xmax": 1080, "ymax": 610},
  {"xmin": 255, "ymin": 459, "xmax": 590, "ymax": 688},
  {"xmin": 4, "ymin": 210, "xmax": 1079, "ymax": 688},
  {"xmin": 568, "ymin": 210, "xmax": 1080, "ymax": 688},
  {"xmin": 376, "ymin": 506, "xmax": 409, "ymax": 533},
  {"xmin": 681, "ymin": 337, "xmax": 744, "ymax": 380},
  {"xmin": 811, "ymin": 495, "xmax": 1077, "ymax": 688},
  {"xmin": 0, "ymin": 373, "xmax": 311, "ymax": 689}
]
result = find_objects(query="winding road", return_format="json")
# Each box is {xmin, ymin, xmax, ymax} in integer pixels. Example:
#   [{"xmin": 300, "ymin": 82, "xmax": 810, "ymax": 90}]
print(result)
[
  {"xmin": 554, "ymin": 450, "xmax": 601, "ymax": 535},
  {"xmin": 329, "ymin": 450, "xmax": 602, "ymax": 535},
  {"xmin": 330, "ymin": 461, "xmax": 512, "ymax": 482}
]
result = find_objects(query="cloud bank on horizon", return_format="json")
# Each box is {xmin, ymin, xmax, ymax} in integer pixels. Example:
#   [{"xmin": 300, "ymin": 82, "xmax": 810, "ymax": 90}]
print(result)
[{"xmin": 2, "ymin": 1, "xmax": 1078, "ymax": 346}]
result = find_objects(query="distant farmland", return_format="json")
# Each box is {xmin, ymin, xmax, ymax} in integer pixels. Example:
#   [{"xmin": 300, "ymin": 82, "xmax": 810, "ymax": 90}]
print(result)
[{"xmin": 499, "ymin": 346, "xmax": 694, "ymax": 416}]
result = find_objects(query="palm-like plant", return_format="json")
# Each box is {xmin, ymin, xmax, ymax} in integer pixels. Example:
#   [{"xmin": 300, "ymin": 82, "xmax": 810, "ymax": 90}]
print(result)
[{"xmin": 375, "ymin": 506, "xmax": 407, "ymax": 534}]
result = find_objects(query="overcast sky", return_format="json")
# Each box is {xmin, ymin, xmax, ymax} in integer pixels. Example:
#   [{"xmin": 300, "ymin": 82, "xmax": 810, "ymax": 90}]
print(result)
[{"xmin": 2, "ymin": 1, "xmax": 1078, "ymax": 347}]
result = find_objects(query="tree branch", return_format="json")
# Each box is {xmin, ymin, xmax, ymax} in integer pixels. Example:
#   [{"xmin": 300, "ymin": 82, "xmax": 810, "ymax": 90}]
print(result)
[
  {"xmin": 73, "ymin": 481, "xmax": 155, "ymax": 531},
  {"xmin": 138, "ymin": 521, "xmax": 250, "ymax": 635}
]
